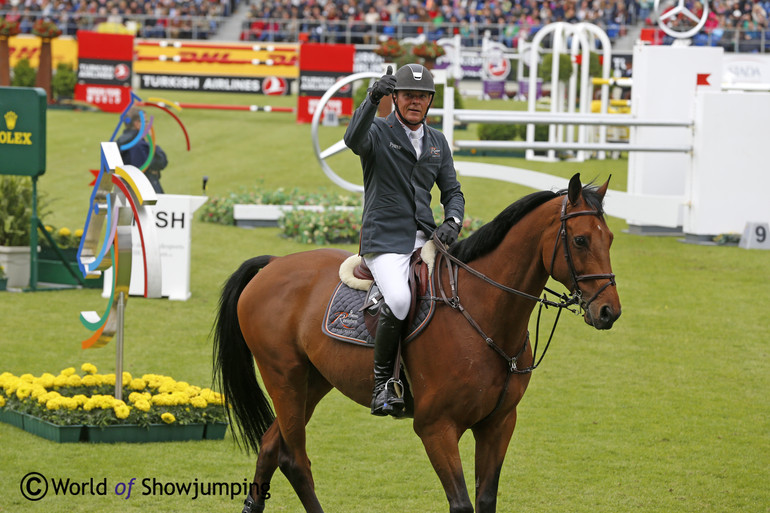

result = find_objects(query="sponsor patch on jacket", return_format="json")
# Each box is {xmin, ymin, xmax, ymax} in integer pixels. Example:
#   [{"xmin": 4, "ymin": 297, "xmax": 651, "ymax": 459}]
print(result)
[
  {"xmin": 389, "ymin": 141, "xmax": 402, "ymax": 150},
  {"xmin": 430, "ymin": 147, "xmax": 441, "ymax": 158}
]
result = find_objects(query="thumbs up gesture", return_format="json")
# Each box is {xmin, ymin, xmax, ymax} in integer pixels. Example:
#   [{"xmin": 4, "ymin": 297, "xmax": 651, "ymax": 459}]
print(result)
[{"xmin": 370, "ymin": 66, "xmax": 397, "ymax": 104}]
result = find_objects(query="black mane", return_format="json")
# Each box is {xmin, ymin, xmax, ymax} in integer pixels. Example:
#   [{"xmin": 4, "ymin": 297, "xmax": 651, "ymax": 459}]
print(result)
[{"xmin": 449, "ymin": 183, "xmax": 605, "ymax": 263}]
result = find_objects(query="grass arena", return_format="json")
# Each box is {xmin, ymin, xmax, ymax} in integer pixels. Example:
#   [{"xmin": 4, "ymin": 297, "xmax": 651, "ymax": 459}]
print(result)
[{"xmin": 0, "ymin": 88, "xmax": 768, "ymax": 512}]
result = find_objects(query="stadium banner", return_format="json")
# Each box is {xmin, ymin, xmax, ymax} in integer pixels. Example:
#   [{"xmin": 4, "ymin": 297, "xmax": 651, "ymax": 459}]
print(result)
[
  {"xmin": 297, "ymin": 43, "xmax": 355, "ymax": 123},
  {"xmin": 137, "ymin": 73, "xmax": 293, "ymax": 94},
  {"xmin": 133, "ymin": 41, "xmax": 299, "ymax": 80},
  {"xmin": 74, "ymin": 31, "xmax": 134, "ymax": 113},
  {"xmin": 8, "ymin": 35, "xmax": 78, "ymax": 69}
]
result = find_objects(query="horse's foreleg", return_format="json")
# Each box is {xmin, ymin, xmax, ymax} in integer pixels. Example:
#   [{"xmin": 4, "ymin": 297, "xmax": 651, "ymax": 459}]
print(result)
[
  {"xmin": 416, "ymin": 421, "xmax": 474, "ymax": 513},
  {"xmin": 471, "ymin": 408, "xmax": 518, "ymax": 513}
]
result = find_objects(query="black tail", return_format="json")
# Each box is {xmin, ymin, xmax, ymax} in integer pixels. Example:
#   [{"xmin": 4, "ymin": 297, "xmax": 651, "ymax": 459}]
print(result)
[{"xmin": 212, "ymin": 255, "xmax": 276, "ymax": 454}]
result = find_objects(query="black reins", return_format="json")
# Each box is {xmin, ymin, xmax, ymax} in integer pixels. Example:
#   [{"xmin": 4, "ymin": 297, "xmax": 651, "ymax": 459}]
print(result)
[{"xmin": 430, "ymin": 192, "xmax": 616, "ymax": 423}]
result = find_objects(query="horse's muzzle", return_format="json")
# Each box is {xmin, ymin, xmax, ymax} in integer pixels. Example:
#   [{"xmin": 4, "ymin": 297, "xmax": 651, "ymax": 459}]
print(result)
[{"xmin": 584, "ymin": 303, "xmax": 621, "ymax": 330}]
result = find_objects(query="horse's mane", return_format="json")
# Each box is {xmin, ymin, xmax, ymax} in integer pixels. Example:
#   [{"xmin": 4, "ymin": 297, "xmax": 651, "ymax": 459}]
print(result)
[{"xmin": 450, "ymin": 183, "xmax": 605, "ymax": 263}]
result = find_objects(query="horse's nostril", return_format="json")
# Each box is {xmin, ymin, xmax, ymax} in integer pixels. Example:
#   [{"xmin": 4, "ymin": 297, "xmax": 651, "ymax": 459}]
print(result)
[{"xmin": 600, "ymin": 305, "xmax": 613, "ymax": 322}]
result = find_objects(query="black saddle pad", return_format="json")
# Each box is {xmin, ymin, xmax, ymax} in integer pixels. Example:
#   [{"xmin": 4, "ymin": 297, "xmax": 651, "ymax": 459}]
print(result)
[{"xmin": 322, "ymin": 281, "xmax": 435, "ymax": 347}]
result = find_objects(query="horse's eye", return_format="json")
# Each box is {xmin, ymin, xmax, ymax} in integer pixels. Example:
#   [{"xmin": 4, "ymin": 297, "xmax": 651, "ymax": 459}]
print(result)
[{"xmin": 574, "ymin": 235, "xmax": 587, "ymax": 247}]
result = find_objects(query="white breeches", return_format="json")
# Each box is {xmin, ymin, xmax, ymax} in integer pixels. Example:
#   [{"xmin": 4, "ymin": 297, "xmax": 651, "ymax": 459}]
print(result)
[{"xmin": 363, "ymin": 231, "xmax": 428, "ymax": 320}]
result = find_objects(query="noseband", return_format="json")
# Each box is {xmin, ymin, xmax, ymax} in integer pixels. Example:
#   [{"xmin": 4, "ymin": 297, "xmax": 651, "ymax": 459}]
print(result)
[{"xmin": 549, "ymin": 194, "xmax": 616, "ymax": 312}]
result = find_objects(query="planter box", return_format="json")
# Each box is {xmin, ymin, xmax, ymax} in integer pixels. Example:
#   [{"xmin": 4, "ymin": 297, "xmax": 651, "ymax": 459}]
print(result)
[
  {"xmin": 233, "ymin": 204, "xmax": 357, "ymax": 228},
  {"xmin": 86, "ymin": 423, "xmax": 206, "ymax": 443},
  {"xmin": 0, "ymin": 277, "xmax": 7, "ymax": 291},
  {"xmin": 22, "ymin": 415, "xmax": 85, "ymax": 443},
  {"xmin": 1, "ymin": 410, "xmax": 221, "ymax": 443},
  {"xmin": 0, "ymin": 408, "xmax": 26, "ymax": 429},
  {"xmin": 37, "ymin": 259, "xmax": 103, "ymax": 288},
  {"xmin": 0, "ymin": 245, "xmax": 31, "ymax": 289},
  {"xmin": 203, "ymin": 422, "xmax": 228, "ymax": 440}
]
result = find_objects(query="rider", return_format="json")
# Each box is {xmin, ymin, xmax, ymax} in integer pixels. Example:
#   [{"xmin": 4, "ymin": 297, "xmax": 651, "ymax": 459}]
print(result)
[{"xmin": 344, "ymin": 64, "xmax": 465, "ymax": 417}]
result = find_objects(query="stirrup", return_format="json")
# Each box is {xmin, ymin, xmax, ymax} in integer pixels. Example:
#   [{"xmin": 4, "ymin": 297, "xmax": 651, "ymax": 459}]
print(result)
[{"xmin": 386, "ymin": 377, "xmax": 404, "ymax": 399}]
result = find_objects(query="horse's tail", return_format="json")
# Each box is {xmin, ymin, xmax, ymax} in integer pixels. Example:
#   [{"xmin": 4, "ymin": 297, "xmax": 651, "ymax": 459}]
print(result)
[{"xmin": 213, "ymin": 255, "xmax": 276, "ymax": 454}]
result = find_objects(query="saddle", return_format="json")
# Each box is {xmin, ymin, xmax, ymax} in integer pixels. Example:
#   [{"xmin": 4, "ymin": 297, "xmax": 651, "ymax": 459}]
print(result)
[{"xmin": 322, "ymin": 242, "xmax": 437, "ymax": 347}]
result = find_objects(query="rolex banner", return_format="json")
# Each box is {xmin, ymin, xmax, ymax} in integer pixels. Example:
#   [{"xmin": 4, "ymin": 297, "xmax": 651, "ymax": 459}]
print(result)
[
  {"xmin": 74, "ymin": 31, "xmax": 134, "ymax": 113},
  {"xmin": 297, "ymin": 44, "xmax": 355, "ymax": 124}
]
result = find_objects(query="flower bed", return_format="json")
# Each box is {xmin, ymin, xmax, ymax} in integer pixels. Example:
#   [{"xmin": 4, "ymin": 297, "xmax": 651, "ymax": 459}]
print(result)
[{"xmin": 0, "ymin": 364, "xmax": 228, "ymax": 443}]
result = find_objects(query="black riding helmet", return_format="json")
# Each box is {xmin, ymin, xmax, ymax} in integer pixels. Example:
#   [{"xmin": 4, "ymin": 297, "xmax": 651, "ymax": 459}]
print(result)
[{"xmin": 392, "ymin": 63, "xmax": 435, "ymax": 127}]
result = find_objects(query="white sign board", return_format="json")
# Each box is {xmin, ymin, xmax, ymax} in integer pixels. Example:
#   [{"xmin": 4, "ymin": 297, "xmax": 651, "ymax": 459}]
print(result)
[
  {"xmin": 104, "ymin": 194, "xmax": 207, "ymax": 301},
  {"xmin": 627, "ymin": 45, "xmax": 722, "ymax": 229}
]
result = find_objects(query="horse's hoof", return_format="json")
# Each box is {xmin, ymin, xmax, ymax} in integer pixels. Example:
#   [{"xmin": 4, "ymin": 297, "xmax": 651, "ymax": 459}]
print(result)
[{"xmin": 242, "ymin": 495, "xmax": 265, "ymax": 513}]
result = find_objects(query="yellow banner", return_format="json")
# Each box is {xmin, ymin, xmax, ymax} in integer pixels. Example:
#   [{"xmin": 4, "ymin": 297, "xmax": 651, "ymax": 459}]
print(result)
[
  {"xmin": 9, "ymin": 35, "xmax": 79, "ymax": 69},
  {"xmin": 133, "ymin": 41, "xmax": 299, "ymax": 78}
]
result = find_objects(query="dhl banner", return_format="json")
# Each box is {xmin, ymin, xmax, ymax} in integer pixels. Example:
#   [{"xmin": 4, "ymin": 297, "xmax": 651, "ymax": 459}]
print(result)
[
  {"xmin": 134, "ymin": 41, "xmax": 299, "ymax": 78},
  {"xmin": 8, "ymin": 35, "xmax": 78, "ymax": 69}
]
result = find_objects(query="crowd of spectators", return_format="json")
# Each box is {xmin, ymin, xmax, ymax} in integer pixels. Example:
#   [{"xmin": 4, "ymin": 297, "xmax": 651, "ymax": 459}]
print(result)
[
  {"xmin": 1, "ymin": 0, "xmax": 769, "ymax": 47},
  {"xmin": 242, "ymin": 0, "xmax": 640, "ymax": 45},
  {"xmin": 0, "ymin": 0, "xmax": 234, "ymax": 38}
]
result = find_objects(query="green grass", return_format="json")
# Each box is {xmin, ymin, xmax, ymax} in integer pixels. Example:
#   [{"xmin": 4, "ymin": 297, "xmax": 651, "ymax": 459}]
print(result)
[{"xmin": 0, "ymin": 90, "xmax": 768, "ymax": 513}]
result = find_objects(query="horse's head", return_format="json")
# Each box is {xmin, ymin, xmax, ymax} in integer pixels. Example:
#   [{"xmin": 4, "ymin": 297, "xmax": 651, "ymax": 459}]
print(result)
[{"xmin": 545, "ymin": 173, "xmax": 621, "ymax": 330}]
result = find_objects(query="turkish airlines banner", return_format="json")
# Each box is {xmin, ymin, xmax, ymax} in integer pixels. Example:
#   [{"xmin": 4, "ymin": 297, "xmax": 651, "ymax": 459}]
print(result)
[
  {"xmin": 297, "ymin": 44, "xmax": 355, "ymax": 123},
  {"xmin": 74, "ymin": 31, "xmax": 134, "ymax": 113}
]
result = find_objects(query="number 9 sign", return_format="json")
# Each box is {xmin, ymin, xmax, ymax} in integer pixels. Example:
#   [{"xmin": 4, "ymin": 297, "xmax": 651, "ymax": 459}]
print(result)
[{"xmin": 739, "ymin": 222, "xmax": 770, "ymax": 250}]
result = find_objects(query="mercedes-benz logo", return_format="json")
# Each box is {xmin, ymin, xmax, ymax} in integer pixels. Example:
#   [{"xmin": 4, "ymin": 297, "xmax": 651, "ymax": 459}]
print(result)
[{"xmin": 654, "ymin": 0, "xmax": 710, "ymax": 39}]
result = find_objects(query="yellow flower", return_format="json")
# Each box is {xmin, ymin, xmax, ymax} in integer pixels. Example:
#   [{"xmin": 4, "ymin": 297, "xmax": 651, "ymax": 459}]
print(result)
[
  {"xmin": 60, "ymin": 367, "xmax": 76, "ymax": 377},
  {"xmin": 45, "ymin": 225, "xmax": 54, "ymax": 232},
  {"xmin": 129, "ymin": 378, "xmax": 146, "ymax": 390},
  {"xmin": 0, "ymin": 396, "xmax": 5, "ymax": 407},
  {"xmin": 81, "ymin": 374, "xmax": 98, "ymax": 387},
  {"xmin": 62, "ymin": 397, "xmax": 79, "ymax": 410},
  {"xmin": 20, "ymin": 373, "xmax": 35, "ymax": 383},
  {"xmin": 128, "ymin": 392, "xmax": 143, "ymax": 404},
  {"xmin": 102, "ymin": 373, "xmax": 116, "ymax": 385},
  {"xmin": 114, "ymin": 404, "xmax": 130, "ymax": 419},
  {"xmin": 58, "ymin": 227, "xmax": 71, "ymax": 237},
  {"xmin": 74, "ymin": 228, "xmax": 84, "ymax": 237},
  {"xmin": 72, "ymin": 394, "xmax": 88, "ymax": 406},
  {"xmin": 16, "ymin": 384, "xmax": 32, "ymax": 400},
  {"xmin": 134, "ymin": 399, "xmax": 151, "ymax": 412},
  {"xmin": 81, "ymin": 363, "xmax": 97, "ymax": 374},
  {"xmin": 30, "ymin": 385, "xmax": 47, "ymax": 399},
  {"xmin": 65, "ymin": 374, "xmax": 82, "ymax": 387},
  {"xmin": 46, "ymin": 397, "xmax": 62, "ymax": 410},
  {"xmin": 161, "ymin": 412, "xmax": 175, "ymax": 424},
  {"xmin": 122, "ymin": 371, "xmax": 132, "ymax": 384},
  {"xmin": 35, "ymin": 373, "xmax": 55, "ymax": 388},
  {"xmin": 190, "ymin": 396, "xmax": 207, "ymax": 408},
  {"xmin": 53, "ymin": 375, "xmax": 67, "ymax": 387}
]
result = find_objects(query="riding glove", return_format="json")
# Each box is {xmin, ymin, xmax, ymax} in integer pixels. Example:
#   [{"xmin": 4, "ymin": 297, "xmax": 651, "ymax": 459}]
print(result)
[
  {"xmin": 370, "ymin": 66, "xmax": 396, "ymax": 104},
  {"xmin": 434, "ymin": 218, "xmax": 461, "ymax": 246}
]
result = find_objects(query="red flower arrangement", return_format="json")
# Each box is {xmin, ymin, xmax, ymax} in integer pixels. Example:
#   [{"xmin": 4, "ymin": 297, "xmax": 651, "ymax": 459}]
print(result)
[
  {"xmin": 0, "ymin": 17, "xmax": 21, "ymax": 37},
  {"xmin": 32, "ymin": 19, "xmax": 62, "ymax": 39},
  {"xmin": 374, "ymin": 38, "xmax": 405, "ymax": 59},
  {"xmin": 412, "ymin": 41, "xmax": 446, "ymax": 60}
]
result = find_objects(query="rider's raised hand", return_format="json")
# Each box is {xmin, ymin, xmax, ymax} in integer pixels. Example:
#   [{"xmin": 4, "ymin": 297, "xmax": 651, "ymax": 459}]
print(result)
[{"xmin": 370, "ymin": 66, "xmax": 396, "ymax": 104}]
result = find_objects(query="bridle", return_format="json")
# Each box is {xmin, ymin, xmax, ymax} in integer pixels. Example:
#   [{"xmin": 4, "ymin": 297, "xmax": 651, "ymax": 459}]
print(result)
[
  {"xmin": 431, "ymin": 192, "xmax": 616, "ymax": 423},
  {"xmin": 549, "ymin": 194, "xmax": 617, "ymax": 312}
]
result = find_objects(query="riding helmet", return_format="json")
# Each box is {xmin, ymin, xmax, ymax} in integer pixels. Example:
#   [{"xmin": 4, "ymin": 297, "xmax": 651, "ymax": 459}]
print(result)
[{"xmin": 394, "ymin": 64, "xmax": 436, "ymax": 94}]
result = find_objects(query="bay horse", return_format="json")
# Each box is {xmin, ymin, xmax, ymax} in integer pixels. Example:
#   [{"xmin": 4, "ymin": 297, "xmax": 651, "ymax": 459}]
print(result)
[{"xmin": 213, "ymin": 173, "xmax": 621, "ymax": 513}]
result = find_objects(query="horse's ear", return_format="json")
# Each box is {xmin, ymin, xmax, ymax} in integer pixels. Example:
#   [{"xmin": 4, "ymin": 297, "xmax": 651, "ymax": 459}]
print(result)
[
  {"xmin": 568, "ymin": 173, "xmax": 581, "ymax": 205},
  {"xmin": 596, "ymin": 174, "xmax": 611, "ymax": 201}
]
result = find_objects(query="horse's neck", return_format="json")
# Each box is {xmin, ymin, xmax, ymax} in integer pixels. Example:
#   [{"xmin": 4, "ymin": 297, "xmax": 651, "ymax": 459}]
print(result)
[{"xmin": 467, "ymin": 210, "xmax": 554, "ymax": 334}]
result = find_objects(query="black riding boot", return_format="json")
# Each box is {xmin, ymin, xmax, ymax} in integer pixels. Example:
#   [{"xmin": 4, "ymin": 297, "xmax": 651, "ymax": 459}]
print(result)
[{"xmin": 371, "ymin": 304, "xmax": 405, "ymax": 417}]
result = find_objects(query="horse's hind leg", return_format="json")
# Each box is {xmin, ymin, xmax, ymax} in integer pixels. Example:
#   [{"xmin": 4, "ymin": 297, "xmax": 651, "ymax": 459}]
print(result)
[{"xmin": 247, "ymin": 362, "xmax": 332, "ymax": 513}]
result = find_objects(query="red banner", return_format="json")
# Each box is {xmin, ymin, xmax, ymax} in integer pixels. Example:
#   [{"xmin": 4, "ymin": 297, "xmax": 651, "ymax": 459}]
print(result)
[
  {"xmin": 296, "ymin": 44, "xmax": 355, "ymax": 124},
  {"xmin": 74, "ymin": 31, "xmax": 134, "ymax": 113}
]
